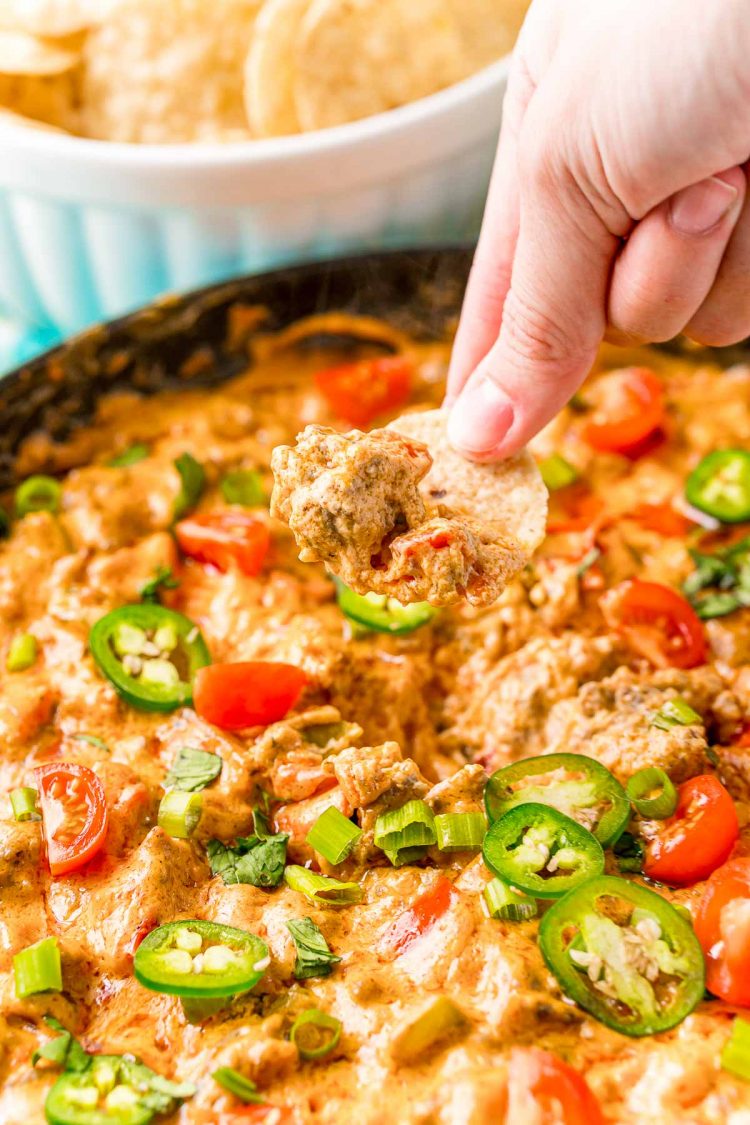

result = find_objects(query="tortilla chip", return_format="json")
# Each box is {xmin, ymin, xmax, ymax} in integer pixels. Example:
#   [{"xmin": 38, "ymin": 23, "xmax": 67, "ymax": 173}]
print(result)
[
  {"xmin": 82, "ymin": 0, "xmax": 261, "ymax": 143},
  {"xmin": 0, "ymin": 66, "xmax": 81, "ymax": 129},
  {"xmin": 446, "ymin": 0, "xmax": 529, "ymax": 74},
  {"xmin": 0, "ymin": 29, "xmax": 79, "ymax": 74},
  {"xmin": 244, "ymin": 0, "xmax": 308, "ymax": 138},
  {"xmin": 293, "ymin": 0, "xmax": 467, "ymax": 132}
]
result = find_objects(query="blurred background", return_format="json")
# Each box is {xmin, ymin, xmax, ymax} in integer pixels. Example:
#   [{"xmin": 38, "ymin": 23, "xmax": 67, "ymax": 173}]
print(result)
[{"xmin": 0, "ymin": 0, "xmax": 528, "ymax": 368}]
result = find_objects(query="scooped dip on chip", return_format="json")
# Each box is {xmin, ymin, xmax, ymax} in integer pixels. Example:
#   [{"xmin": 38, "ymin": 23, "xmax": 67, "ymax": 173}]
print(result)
[{"xmin": 270, "ymin": 408, "xmax": 547, "ymax": 606}]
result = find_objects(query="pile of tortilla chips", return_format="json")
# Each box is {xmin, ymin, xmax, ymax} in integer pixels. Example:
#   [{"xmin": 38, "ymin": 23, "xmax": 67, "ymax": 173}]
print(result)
[{"xmin": 0, "ymin": 0, "xmax": 528, "ymax": 143}]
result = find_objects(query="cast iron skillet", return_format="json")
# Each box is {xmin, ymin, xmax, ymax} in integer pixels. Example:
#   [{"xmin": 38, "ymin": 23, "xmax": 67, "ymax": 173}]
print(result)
[
  {"xmin": 0, "ymin": 248, "xmax": 473, "ymax": 489},
  {"xmin": 0, "ymin": 245, "xmax": 744, "ymax": 489}
]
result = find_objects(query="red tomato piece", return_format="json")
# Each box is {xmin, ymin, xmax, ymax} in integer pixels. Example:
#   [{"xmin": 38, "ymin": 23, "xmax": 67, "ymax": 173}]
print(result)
[
  {"xmin": 380, "ymin": 876, "xmax": 455, "ymax": 955},
  {"xmin": 583, "ymin": 367, "xmax": 665, "ymax": 454},
  {"xmin": 175, "ymin": 511, "xmax": 270, "ymax": 577},
  {"xmin": 644, "ymin": 774, "xmax": 739, "ymax": 886},
  {"xmin": 632, "ymin": 502, "xmax": 692, "ymax": 537},
  {"xmin": 695, "ymin": 857, "xmax": 750, "ymax": 1006},
  {"xmin": 193, "ymin": 662, "xmax": 307, "ymax": 731},
  {"xmin": 314, "ymin": 355, "xmax": 413, "ymax": 427},
  {"xmin": 600, "ymin": 579, "xmax": 707, "ymax": 669},
  {"xmin": 34, "ymin": 763, "xmax": 108, "ymax": 876},
  {"xmin": 505, "ymin": 1048, "xmax": 605, "ymax": 1125}
]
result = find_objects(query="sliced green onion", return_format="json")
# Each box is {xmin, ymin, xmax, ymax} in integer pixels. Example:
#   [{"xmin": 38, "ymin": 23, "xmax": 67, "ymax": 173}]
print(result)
[
  {"xmin": 305, "ymin": 806, "xmax": 362, "ymax": 864},
  {"xmin": 722, "ymin": 1017, "xmax": 750, "ymax": 1081},
  {"xmin": 6, "ymin": 633, "xmax": 37, "ymax": 672},
  {"xmin": 284, "ymin": 865, "xmax": 362, "ymax": 906},
  {"xmin": 289, "ymin": 1009, "xmax": 341, "ymax": 1060},
  {"xmin": 157, "ymin": 790, "xmax": 202, "ymax": 839},
  {"xmin": 626, "ymin": 767, "xmax": 677, "ymax": 819},
  {"xmin": 434, "ymin": 811, "xmax": 486, "ymax": 852},
  {"xmin": 15, "ymin": 475, "xmax": 62, "ymax": 517},
  {"xmin": 613, "ymin": 831, "xmax": 644, "ymax": 873},
  {"xmin": 13, "ymin": 936, "xmax": 62, "ymax": 998},
  {"xmin": 651, "ymin": 697, "xmax": 701, "ymax": 731},
  {"xmin": 10, "ymin": 786, "xmax": 39, "ymax": 822},
  {"xmin": 374, "ymin": 800, "xmax": 436, "ymax": 867},
  {"xmin": 212, "ymin": 1067, "xmax": 264, "ymax": 1104},
  {"xmin": 483, "ymin": 877, "xmax": 537, "ymax": 921},
  {"xmin": 72, "ymin": 733, "xmax": 110, "ymax": 752},
  {"xmin": 173, "ymin": 452, "xmax": 206, "ymax": 520},
  {"xmin": 539, "ymin": 453, "xmax": 578, "ymax": 492},
  {"xmin": 389, "ymin": 996, "xmax": 466, "ymax": 1063},
  {"xmin": 109, "ymin": 443, "xmax": 149, "ymax": 468},
  {"xmin": 221, "ymin": 469, "xmax": 265, "ymax": 508}
]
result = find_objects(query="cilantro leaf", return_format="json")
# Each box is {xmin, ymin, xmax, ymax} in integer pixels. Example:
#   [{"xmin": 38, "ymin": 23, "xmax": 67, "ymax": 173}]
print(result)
[
  {"xmin": 173, "ymin": 452, "xmax": 205, "ymax": 520},
  {"xmin": 683, "ymin": 538, "xmax": 750, "ymax": 619},
  {"xmin": 207, "ymin": 816, "xmax": 288, "ymax": 888},
  {"xmin": 165, "ymin": 747, "xmax": 222, "ymax": 793},
  {"xmin": 109, "ymin": 443, "xmax": 150, "ymax": 468},
  {"xmin": 32, "ymin": 1017, "xmax": 91, "ymax": 1072},
  {"xmin": 140, "ymin": 565, "xmax": 180, "ymax": 605},
  {"xmin": 286, "ymin": 917, "xmax": 341, "ymax": 980}
]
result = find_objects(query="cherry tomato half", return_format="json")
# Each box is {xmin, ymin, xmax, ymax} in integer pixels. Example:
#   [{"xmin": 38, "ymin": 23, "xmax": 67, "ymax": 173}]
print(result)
[
  {"xmin": 175, "ymin": 511, "xmax": 270, "ymax": 577},
  {"xmin": 600, "ymin": 579, "xmax": 707, "ymax": 669},
  {"xmin": 315, "ymin": 356, "xmax": 413, "ymax": 428},
  {"xmin": 193, "ymin": 662, "xmax": 307, "ymax": 731},
  {"xmin": 583, "ymin": 367, "xmax": 665, "ymax": 454},
  {"xmin": 644, "ymin": 774, "xmax": 739, "ymax": 886},
  {"xmin": 695, "ymin": 857, "xmax": 750, "ymax": 1006},
  {"xmin": 505, "ymin": 1048, "xmax": 605, "ymax": 1125},
  {"xmin": 34, "ymin": 763, "xmax": 108, "ymax": 876},
  {"xmin": 380, "ymin": 876, "xmax": 455, "ymax": 955}
]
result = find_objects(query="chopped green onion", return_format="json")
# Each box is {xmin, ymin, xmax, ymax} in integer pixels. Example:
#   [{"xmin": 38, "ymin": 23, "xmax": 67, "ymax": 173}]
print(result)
[
  {"xmin": 374, "ymin": 800, "xmax": 436, "ymax": 867},
  {"xmin": 212, "ymin": 1067, "xmax": 264, "ymax": 1104},
  {"xmin": 13, "ymin": 936, "xmax": 62, "ymax": 998},
  {"xmin": 651, "ymin": 697, "xmax": 701, "ymax": 731},
  {"xmin": 483, "ymin": 877, "xmax": 537, "ymax": 921},
  {"xmin": 306, "ymin": 806, "xmax": 362, "ymax": 864},
  {"xmin": 289, "ymin": 1009, "xmax": 342, "ymax": 1060},
  {"xmin": 434, "ymin": 811, "xmax": 486, "ymax": 852},
  {"xmin": 6, "ymin": 633, "xmax": 37, "ymax": 672},
  {"xmin": 722, "ymin": 1017, "xmax": 750, "ymax": 1081},
  {"xmin": 221, "ymin": 469, "xmax": 265, "ymax": 508},
  {"xmin": 72, "ymin": 733, "xmax": 109, "ymax": 752},
  {"xmin": 284, "ymin": 865, "xmax": 362, "ymax": 906},
  {"xmin": 15, "ymin": 475, "xmax": 62, "ymax": 517},
  {"xmin": 539, "ymin": 453, "xmax": 578, "ymax": 492},
  {"xmin": 173, "ymin": 452, "xmax": 206, "ymax": 520},
  {"xmin": 389, "ymin": 996, "xmax": 466, "ymax": 1063},
  {"xmin": 626, "ymin": 767, "xmax": 677, "ymax": 819},
  {"xmin": 109, "ymin": 443, "xmax": 150, "ymax": 468},
  {"xmin": 10, "ymin": 786, "xmax": 39, "ymax": 822},
  {"xmin": 613, "ymin": 831, "xmax": 645, "ymax": 873},
  {"xmin": 157, "ymin": 790, "xmax": 202, "ymax": 839},
  {"xmin": 577, "ymin": 546, "xmax": 601, "ymax": 578}
]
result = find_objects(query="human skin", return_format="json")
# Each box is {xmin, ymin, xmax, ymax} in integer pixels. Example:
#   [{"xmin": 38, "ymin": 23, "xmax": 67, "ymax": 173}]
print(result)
[{"xmin": 447, "ymin": 0, "xmax": 750, "ymax": 461}]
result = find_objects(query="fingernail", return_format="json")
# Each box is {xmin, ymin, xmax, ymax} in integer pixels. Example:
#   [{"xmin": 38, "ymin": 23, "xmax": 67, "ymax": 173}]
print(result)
[
  {"xmin": 447, "ymin": 375, "xmax": 514, "ymax": 455},
  {"xmin": 670, "ymin": 176, "xmax": 739, "ymax": 235}
]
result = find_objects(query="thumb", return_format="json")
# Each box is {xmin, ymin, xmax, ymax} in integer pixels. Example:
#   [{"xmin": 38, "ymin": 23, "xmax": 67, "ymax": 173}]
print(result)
[{"xmin": 448, "ymin": 129, "xmax": 619, "ymax": 461}]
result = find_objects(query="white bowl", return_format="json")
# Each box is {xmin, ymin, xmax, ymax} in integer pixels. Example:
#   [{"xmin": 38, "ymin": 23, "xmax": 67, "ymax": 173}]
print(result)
[{"xmin": 0, "ymin": 60, "xmax": 507, "ymax": 341}]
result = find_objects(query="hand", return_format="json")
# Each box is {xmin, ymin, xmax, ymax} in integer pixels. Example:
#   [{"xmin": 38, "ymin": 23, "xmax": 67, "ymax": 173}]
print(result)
[{"xmin": 447, "ymin": 0, "xmax": 750, "ymax": 461}]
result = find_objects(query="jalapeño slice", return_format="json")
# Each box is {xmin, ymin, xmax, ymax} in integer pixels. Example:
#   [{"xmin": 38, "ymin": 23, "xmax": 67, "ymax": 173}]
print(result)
[
  {"xmin": 483, "ymin": 804, "xmax": 604, "ymax": 899},
  {"xmin": 89, "ymin": 605, "xmax": 210, "ymax": 712},
  {"xmin": 685, "ymin": 450, "xmax": 750, "ymax": 523},
  {"xmin": 45, "ymin": 1054, "xmax": 193, "ymax": 1125},
  {"xmin": 484, "ymin": 753, "xmax": 629, "ymax": 847},
  {"xmin": 133, "ymin": 920, "xmax": 268, "ymax": 999},
  {"xmin": 335, "ymin": 579, "xmax": 435, "ymax": 635},
  {"xmin": 539, "ymin": 875, "xmax": 705, "ymax": 1037}
]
